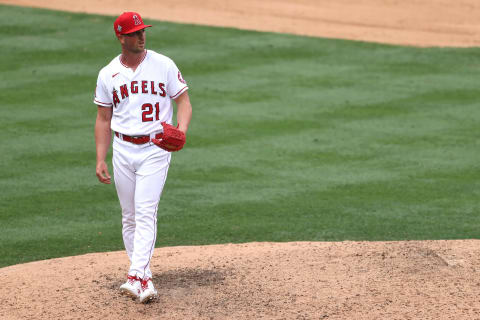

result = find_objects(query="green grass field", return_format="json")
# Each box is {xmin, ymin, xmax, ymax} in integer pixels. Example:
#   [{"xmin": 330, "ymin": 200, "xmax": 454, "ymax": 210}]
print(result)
[{"xmin": 1, "ymin": 5, "xmax": 479, "ymax": 268}]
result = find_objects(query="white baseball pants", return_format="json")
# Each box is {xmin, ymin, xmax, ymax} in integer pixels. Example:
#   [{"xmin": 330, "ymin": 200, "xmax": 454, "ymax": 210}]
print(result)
[{"xmin": 112, "ymin": 137, "xmax": 171, "ymax": 279}]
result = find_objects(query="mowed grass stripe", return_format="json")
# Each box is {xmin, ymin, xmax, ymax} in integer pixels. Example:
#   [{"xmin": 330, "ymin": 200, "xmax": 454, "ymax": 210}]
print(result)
[{"xmin": 0, "ymin": 5, "xmax": 479, "ymax": 267}]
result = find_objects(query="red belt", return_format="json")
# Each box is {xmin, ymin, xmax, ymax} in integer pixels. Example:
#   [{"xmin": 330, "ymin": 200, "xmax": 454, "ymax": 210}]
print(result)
[{"xmin": 115, "ymin": 131, "xmax": 163, "ymax": 145}]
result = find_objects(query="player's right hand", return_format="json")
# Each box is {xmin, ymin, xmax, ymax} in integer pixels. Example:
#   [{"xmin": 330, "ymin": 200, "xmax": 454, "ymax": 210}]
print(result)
[{"xmin": 96, "ymin": 161, "xmax": 111, "ymax": 184}]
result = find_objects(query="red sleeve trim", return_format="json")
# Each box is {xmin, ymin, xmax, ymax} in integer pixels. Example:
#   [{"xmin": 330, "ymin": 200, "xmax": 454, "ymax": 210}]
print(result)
[
  {"xmin": 170, "ymin": 86, "xmax": 188, "ymax": 99},
  {"xmin": 94, "ymin": 98, "xmax": 113, "ymax": 107}
]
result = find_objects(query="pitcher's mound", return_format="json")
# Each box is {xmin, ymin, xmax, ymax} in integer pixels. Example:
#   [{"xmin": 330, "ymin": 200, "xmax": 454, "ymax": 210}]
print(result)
[{"xmin": 1, "ymin": 240, "xmax": 480, "ymax": 319}]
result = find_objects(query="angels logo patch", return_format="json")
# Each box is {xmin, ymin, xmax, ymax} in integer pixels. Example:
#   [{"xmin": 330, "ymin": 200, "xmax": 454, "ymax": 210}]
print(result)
[
  {"xmin": 178, "ymin": 71, "xmax": 186, "ymax": 84},
  {"xmin": 133, "ymin": 15, "xmax": 142, "ymax": 26}
]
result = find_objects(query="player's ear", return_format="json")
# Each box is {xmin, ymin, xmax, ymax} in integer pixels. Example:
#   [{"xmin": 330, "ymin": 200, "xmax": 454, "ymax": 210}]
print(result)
[{"xmin": 117, "ymin": 34, "xmax": 125, "ymax": 45}]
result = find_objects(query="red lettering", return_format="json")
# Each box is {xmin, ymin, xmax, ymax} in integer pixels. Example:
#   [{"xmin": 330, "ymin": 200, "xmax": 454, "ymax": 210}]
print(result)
[
  {"xmin": 131, "ymin": 81, "xmax": 138, "ymax": 94},
  {"xmin": 155, "ymin": 102, "xmax": 160, "ymax": 121},
  {"xmin": 158, "ymin": 83, "xmax": 166, "ymax": 97},
  {"xmin": 141, "ymin": 80, "xmax": 148, "ymax": 94},
  {"xmin": 151, "ymin": 81, "xmax": 157, "ymax": 95},
  {"xmin": 112, "ymin": 90, "xmax": 120, "ymax": 107},
  {"xmin": 120, "ymin": 84, "xmax": 129, "ymax": 99},
  {"xmin": 142, "ymin": 103, "xmax": 153, "ymax": 122}
]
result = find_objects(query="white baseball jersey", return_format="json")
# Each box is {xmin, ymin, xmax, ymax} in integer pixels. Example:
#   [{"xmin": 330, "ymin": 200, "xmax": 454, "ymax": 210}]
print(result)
[
  {"xmin": 93, "ymin": 49, "xmax": 188, "ymax": 280},
  {"xmin": 94, "ymin": 50, "xmax": 188, "ymax": 136}
]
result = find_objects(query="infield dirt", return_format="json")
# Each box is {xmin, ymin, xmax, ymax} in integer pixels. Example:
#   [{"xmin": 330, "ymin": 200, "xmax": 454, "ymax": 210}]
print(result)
[
  {"xmin": 1, "ymin": 0, "xmax": 480, "ymax": 319},
  {"xmin": 2, "ymin": 0, "xmax": 480, "ymax": 47}
]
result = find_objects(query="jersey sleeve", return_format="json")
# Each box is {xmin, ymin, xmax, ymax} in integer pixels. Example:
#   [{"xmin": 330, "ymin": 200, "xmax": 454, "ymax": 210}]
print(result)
[
  {"xmin": 166, "ymin": 60, "xmax": 188, "ymax": 100},
  {"xmin": 93, "ymin": 71, "xmax": 113, "ymax": 107}
]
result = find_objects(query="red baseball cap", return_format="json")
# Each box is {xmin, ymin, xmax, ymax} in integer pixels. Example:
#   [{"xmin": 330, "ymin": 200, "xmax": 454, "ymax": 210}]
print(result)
[{"xmin": 114, "ymin": 12, "xmax": 152, "ymax": 36}]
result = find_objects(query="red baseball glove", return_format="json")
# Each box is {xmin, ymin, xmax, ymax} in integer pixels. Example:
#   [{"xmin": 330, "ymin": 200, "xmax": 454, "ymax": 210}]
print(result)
[{"xmin": 152, "ymin": 122, "xmax": 186, "ymax": 152}]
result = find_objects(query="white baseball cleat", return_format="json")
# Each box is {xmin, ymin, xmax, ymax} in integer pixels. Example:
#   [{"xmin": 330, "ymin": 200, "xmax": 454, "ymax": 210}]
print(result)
[
  {"xmin": 119, "ymin": 275, "xmax": 141, "ymax": 299},
  {"xmin": 139, "ymin": 277, "xmax": 158, "ymax": 303}
]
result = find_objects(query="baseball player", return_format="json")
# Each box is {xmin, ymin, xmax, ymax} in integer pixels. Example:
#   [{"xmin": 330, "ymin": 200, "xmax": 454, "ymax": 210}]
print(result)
[{"xmin": 94, "ymin": 12, "xmax": 192, "ymax": 303}]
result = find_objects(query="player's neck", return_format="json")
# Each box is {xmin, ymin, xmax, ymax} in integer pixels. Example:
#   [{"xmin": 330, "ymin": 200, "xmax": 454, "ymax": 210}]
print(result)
[{"xmin": 120, "ymin": 50, "xmax": 146, "ymax": 71}]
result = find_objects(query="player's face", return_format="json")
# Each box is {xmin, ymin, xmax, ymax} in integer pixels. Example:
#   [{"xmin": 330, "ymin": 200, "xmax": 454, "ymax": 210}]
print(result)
[{"xmin": 121, "ymin": 29, "xmax": 146, "ymax": 53}]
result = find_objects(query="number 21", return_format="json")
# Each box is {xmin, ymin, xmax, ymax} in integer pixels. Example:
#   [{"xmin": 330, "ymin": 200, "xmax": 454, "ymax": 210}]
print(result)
[{"xmin": 141, "ymin": 102, "xmax": 160, "ymax": 122}]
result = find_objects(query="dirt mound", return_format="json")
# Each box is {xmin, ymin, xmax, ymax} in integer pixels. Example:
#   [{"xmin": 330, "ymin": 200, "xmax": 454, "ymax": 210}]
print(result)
[{"xmin": 2, "ymin": 240, "xmax": 480, "ymax": 319}]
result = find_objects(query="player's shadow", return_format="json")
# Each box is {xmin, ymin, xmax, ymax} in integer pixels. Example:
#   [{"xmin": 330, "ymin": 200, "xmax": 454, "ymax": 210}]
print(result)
[
  {"xmin": 107, "ymin": 267, "xmax": 230, "ymax": 291},
  {"xmin": 155, "ymin": 267, "xmax": 229, "ymax": 289}
]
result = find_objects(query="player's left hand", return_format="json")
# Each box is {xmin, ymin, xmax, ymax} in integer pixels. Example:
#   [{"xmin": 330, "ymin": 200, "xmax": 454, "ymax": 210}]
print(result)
[{"xmin": 152, "ymin": 122, "xmax": 186, "ymax": 152}]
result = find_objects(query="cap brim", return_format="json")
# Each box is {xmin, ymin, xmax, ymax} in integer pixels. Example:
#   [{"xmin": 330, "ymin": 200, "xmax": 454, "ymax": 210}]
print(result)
[{"xmin": 122, "ymin": 24, "xmax": 152, "ymax": 35}]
